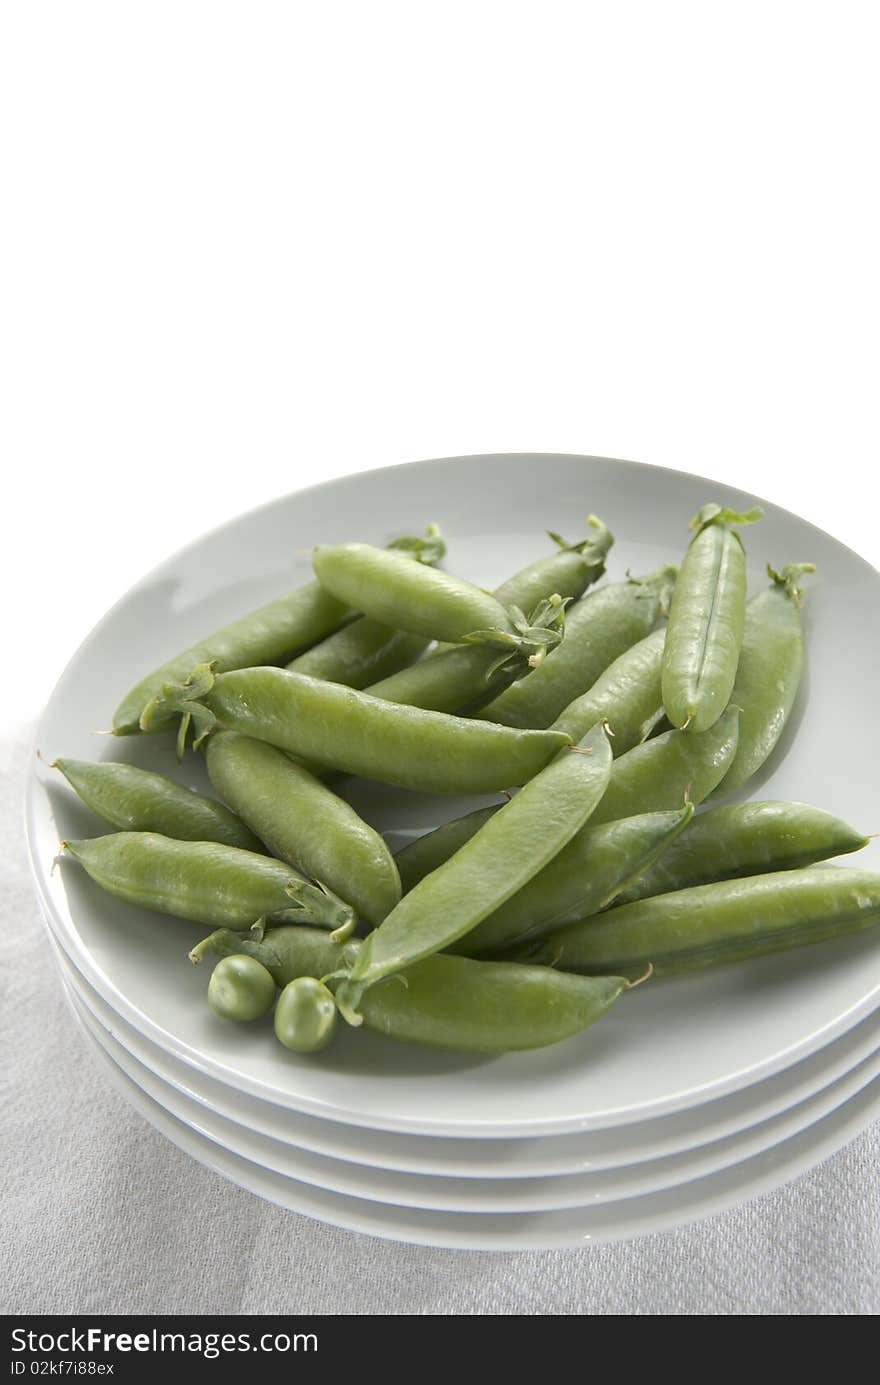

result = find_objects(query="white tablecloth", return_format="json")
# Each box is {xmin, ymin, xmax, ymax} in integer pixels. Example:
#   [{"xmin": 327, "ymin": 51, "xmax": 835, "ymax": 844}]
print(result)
[{"xmin": 3, "ymin": 728, "xmax": 877, "ymax": 1316}]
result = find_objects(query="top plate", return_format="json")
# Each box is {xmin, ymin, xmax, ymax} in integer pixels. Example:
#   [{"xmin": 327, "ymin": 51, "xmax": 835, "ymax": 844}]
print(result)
[{"xmin": 26, "ymin": 453, "xmax": 880, "ymax": 1136}]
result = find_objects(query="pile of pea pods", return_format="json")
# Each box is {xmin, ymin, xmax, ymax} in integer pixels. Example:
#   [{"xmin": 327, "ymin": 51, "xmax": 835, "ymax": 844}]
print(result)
[{"xmin": 58, "ymin": 507, "xmax": 880, "ymax": 1056}]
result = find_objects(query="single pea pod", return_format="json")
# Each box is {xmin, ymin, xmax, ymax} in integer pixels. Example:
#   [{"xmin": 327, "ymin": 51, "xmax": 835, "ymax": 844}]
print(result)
[
  {"xmin": 286, "ymin": 618, "xmax": 428, "ymax": 689},
  {"xmin": 62, "ymin": 832, "xmax": 355, "ymax": 934},
  {"xmin": 53, "ymin": 757, "xmax": 263, "ymax": 852},
  {"xmin": 614, "ymin": 800, "xmax": 868, "ymax": 905},
  {"xmin": 707, "ymin": 563, "xmax": 815, "ymax": 797},
  {"xmin": 355, "ymin": 520, "xmax": 614, "ymax": 714},
  {"xmin": 395, "ymin": 805, "xmax": 501, "ymax": 893},
  {"xmin": 661, "ymin": 503, "xmax": 762, "ymax": 733},
  {"xmin": 192, "ymin": 925, "xmax": 629, "ymax": 1054},
  {"xmin": 113, "ymin": 527, "xmax": 445, "ymax": 736},
  {"xmin": 526, "ymin": 867, "xmax": 880, "ymax": 977},
  {"xmin": 312, "ymin": 541, "xmax": 565, "ymax": 667},
  {"xmin": 205, "ymin": 731, "xmax": 401, "ymax": 926},
  {"xmin": 552, "ymin": 627, "xmax": 667, "ymax": 755},
  {"xmin": 149, "ymin": 666, "xmax": 570, "ymax": 794},
  {"xmin": 449, "ymin": 804, "xmax": 694, "ymax": 958},
  {"xmin": 427, "ymin": 516, "xmax": 614, "ymax": 653},
  {"xmin": 588, "ymin": 704, "xmax": 740, "ymax": 825},
  {"xmin": 395, "ymin": 710, "xmax": 738, "ymax": 889},
  {"xmin": 339, "ymin": 723, "xmax": 613, "ymax": 1005},
  {"xmin": 476, "ymin": 566, "xmax": 677, "ymax": 730}
]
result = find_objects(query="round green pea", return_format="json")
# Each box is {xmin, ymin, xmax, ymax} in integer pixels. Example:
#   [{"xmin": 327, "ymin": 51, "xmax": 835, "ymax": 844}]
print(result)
[
  {"xmin": 208, "ymin": 955, "xmax": 276, "ymax": 1022},
  {"xmin": 274, "ymin": 977, "xmax": 338, "ymax": 1052}
]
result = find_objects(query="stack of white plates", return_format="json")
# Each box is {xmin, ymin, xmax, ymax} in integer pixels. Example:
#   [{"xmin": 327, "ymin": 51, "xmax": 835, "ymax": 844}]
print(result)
[{"xmin": 26, "ymin": 454, "xmax": 880, "ymax": 1249}]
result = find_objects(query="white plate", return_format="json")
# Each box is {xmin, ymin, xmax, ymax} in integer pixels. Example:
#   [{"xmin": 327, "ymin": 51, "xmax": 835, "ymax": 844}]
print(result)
[
  {"xmin": 62, "ymin": 969, "xmax": 880, "ymax": 1215},
  {"xmin": 61, "ymin": 973, "xmax": 880, "ymax": 1248},
  {"xmin": 27, "ymin": 454, "xmax": 880, "ymax": 1136},
  {"xmin": 55, "ymin": 930, "xmax": 880, "ymax": 1179}
]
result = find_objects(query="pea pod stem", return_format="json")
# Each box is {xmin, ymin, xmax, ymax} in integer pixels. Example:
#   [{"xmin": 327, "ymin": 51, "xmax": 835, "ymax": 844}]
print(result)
[
  {"xmin": 767, "ymin": 561, "xmax": 816, "ymax": 604},
  {"xmin": 459, "ymin": 590, "xmax": 569, "ymax": 675}
]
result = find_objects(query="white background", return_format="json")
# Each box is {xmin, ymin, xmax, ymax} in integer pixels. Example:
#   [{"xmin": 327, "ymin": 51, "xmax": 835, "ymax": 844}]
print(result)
[{"xmin": 2, "ymin": 0, "xmax": 877, "ymax": 729}]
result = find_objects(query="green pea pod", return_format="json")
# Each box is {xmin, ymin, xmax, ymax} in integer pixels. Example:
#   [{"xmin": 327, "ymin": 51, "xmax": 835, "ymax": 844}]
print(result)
[
  {"xmin": 53, "ymin": 757, "xmax": 263, "ymax": 852},
  {"xmin": 614, "ymin": 800, "xmax": 868, "ymax": 905},
  {"xmin": 707, "ymin": 563, "xmax": 815, "ymax": 797},
  {"xmin": 113, "ymin": 527, "xmax": 445, "ymax": 736},
  {"xmin": 191, "ymin": 921, "xmax": 350, "ymax": 980},
  {"xmin": 339, "ymin": 724, "xmax": 612, "ymax": 1007},
  {"xmin": 395, "ymin": 805, "xmax": 501, "ymax": 893},
  {"xmin": 588, "ymin": 704, "xmax": 740, "ymax": 825},
  {"xmin": 527, "ymin": 867, "xmax": 880, "ymax": 977},
  {"xmin": 151, "ymin": 666, "xmax": 570, "ymax": 794},
  {"xmin": 395, "ymin": 709, "xmax": 738, "ymax": 891},
  {"xmin": 354, "ymin": 521, "xmax": 613, "ymax": 713},
  {"xmin": 449, "ymin": 804, "xmax": 694, "ymax": 958},
  {"xmin": 62, "ymin": 832, "xmax": 355, "ymax": 934},
  {"xmin": 313, "ymin": 541, "xmax": 511, "ymax": 640},
  {"xmin": 192, "ymin": 925, "xmax": 628, "ymax": 1054},
  {"xmin": 286, "ymin": 618, "xmax": 428, "ymax": 689},
  {"xmin": 552, "ymin": 628, "xmax": 667, "ymax": 755},
  {"xmin": 113, "ymin": 586, "xmax": 349, "ymax": 738},
  {"xmin": 312, "ymin": 542, "xmax": 566, "ymax": 667},
  {"xmin": 662, "ymin": 504, "xmax": 762, "ymax": 733},
  {"xmin": 477, "ymin": 567, "xmax": 678, "ymax": 730},
  {"xmin": 205, "ymin": 731, "xmax": 401, "ymax": 926}
]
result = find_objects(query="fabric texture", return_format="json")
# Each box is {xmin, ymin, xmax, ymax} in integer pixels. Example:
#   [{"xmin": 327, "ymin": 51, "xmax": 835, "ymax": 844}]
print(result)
[{"xmin": 2, "ymin": 727, "xmax": 878, "ymax": 1316}]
